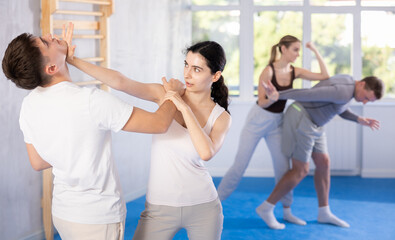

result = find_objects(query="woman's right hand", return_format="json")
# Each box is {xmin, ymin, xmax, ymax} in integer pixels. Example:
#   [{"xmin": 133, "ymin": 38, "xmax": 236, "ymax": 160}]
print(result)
[
  {"xmin": 162, "ymin": 91, "xmax": 188, "ymax": 112},
  {"xmin": 162, "ymin": 77, "xmax": 185, "ymax": 96},
  {"xmin": 299, "ymin": 42, "xmax": 329, "ymax": 80},
  {"xmin": 306, "ymin": 41, "xmax": 317, "ymax": 52}
]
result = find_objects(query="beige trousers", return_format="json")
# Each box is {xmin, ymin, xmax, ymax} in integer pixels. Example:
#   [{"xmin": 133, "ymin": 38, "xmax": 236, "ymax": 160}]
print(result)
[
  {"xmin": 53, "ymin": 216, "xmax": 125, "ymax": 240},
  {"xmin": 132, "ymin": 198, "xmax": 223, "ymax": 240}
]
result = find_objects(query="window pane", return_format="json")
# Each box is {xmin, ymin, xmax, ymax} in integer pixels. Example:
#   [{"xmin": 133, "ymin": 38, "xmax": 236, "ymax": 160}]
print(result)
[
  {"xmin": 254, "ymin": 0, "xmax": 302, "ymax": 6},
  {"xmin": 310, "ymin": 0, "xmax": 355, "ymax": 6},
  {"xmin": 311, "ymin": 14, "xmax": 352, "ymax": 79},
  {"xmin": 253, "ymin": 11, "xmax": 303, "ymax": 94},
  {"xmin": 362, "ymin": 11, "xmax": 395, "ymax": 97},
  {"xmin": 192, "ymin": 11, "xmax": 240, "ymax": 96},
  {"xmin": 362, "ymin": 0, "xmax": 395, "ymax": 6},
  {"xmin": 192, "ymin": 0, "xmax": 239, "ymax": 5}
]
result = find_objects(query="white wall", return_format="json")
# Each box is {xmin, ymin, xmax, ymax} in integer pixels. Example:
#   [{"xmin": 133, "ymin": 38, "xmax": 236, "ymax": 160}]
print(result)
[
  {"xmin": 0, "ymin": 1, "xmax": 44, "ymax": 239},
  {"xmin": 0, "ymin": 0, "xmax": 190, "ymax": 239},
  {"xmin": 362, "ymin": 103, "xmax": 395, "ymax": 177}
]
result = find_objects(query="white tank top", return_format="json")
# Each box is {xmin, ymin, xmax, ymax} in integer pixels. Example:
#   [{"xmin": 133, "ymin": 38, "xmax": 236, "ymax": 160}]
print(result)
[{"xmin": 146, "ymin": 103, "xmax": 225, "ymax": 207}]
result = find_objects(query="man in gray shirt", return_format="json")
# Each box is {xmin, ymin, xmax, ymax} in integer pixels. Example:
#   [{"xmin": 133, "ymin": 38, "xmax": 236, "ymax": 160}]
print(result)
[{"xmin": 256, "ymin": 75, "xmax": 383, "ymax": 229}]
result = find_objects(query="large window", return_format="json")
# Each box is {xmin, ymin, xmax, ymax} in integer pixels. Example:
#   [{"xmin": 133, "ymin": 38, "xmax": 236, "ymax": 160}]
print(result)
[
  {"xmin": 191, "ymin": 0, "xmax": 395, "ymax": 99},
  {"xmin": 362, "ymin": 11, "xmax": 395, "ymax": 97},
  {"xmin": 310, "ymin": 0, "xmax": 355, "ymax": 6},
  {"xmin": 362, "ymin": 0, "xmax": 395, "ymax": 6},
  {"xmin": 192, "ymin": 0, "xmax": 239, "ymax": 5},
  {"xmin": 192, "ymin": 11, "xmax": 240, "ymax": 95},
  {"xmin": 255, "ymin": 0, "xmax": 303, "ymax": 6},
  {"xmin": 311, "ymin": 14, "xmax": 352, "ymax": 76}
]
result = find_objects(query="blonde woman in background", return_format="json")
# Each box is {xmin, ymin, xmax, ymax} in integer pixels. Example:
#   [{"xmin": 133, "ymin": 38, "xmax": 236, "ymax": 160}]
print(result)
[{"xmin": 217, "ymin": 35, "xmax": 329, "ymax": 229}]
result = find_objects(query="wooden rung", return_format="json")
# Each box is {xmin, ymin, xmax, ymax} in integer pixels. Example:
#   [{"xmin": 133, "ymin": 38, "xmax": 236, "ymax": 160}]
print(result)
[
  {"xmin": 55, "ymin": 9, "xmax": 103, "ymax": 16},
  {"xmin": 81, "ymin": 57, "xmax": 105, "ymax": 62},
  {"xmin": 59, "ymin": 0, "xmax": 111, "ymax": 5},
  {"xmin": 73, "ymin": 34, "xmax": 104, "ymax": 39},
  {"xmin": 53, "ymin": 20, "xmax": 99, "ymax": 30},
  {"xmin": 75, "ymin": 80, "xmax": 102, "ymax": 86}
]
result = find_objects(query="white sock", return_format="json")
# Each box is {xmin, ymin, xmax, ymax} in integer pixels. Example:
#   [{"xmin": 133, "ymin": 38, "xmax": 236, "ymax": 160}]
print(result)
[
  {"xmin": 317, "ymin": 206, "xmax": 350, "ymax": 228},
  {"xmin": 283, "ymin": 207, "xmax": 306, "ymax": 225},
  {"xmin": 256, "ymin": 201, "xmax": 285, "ymax": 230}
]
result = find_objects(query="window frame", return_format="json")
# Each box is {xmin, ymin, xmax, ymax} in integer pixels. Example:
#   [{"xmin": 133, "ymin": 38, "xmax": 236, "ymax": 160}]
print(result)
[{"xmin": 191, "ymin": 0, "xmax": 395, "ymax": 101}]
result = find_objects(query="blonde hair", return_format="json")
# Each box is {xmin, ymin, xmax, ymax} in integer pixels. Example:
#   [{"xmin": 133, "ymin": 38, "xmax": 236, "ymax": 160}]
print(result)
[{"xmin": 268, "ymin": 35, "xmax": 300, "ymax": 65}]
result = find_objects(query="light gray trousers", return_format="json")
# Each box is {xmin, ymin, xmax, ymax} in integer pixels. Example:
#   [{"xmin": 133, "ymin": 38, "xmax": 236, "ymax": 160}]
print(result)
[
  {"xmin": 132, "ymin": 198, "xmax": 223, "ymax": 240},
  {"xmin": 217, "ymin": 104, "xmax": 293, "ymax": 206}
]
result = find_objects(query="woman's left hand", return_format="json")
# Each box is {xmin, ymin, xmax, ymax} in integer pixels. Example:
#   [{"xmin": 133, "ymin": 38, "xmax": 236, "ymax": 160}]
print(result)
[{"xmin": 57, "ymin": 22, "xmax": 76, "ymax": 62}]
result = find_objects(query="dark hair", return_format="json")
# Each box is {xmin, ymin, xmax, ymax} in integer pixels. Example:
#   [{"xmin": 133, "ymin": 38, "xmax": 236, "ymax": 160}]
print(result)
[
  {"xmin": 269, "ymin": 35, "xmax": 300, "ymax": 65},
  {"xmin": 186, "ymin": 41, "xmax": 230, "ymax": 113},
  {"xmin": 2, "ymin": 33, "xmax": 50, "ymax": 90},
  {"xmin": 361, "ymin": 76, "xmax": 384, "ymax": 99}
]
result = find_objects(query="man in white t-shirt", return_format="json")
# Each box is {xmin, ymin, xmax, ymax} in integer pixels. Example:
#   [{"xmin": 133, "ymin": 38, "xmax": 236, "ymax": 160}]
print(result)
[{"xmin": 2, "ymin": 32, "xmax": 184, "ymax": 240}]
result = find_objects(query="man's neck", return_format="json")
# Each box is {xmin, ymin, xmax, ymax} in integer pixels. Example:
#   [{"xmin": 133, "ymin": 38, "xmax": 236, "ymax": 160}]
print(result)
[
  {"xmin": 43, "ymin": 67, "xmax": 72, "ymax": 88},
  {"xmin": 44, "ymin": 78, "xmax": 70, "ymax": 87},
  {"xmin": 353, "ymin": 80, "xmax": 360, "ymax": 97}
]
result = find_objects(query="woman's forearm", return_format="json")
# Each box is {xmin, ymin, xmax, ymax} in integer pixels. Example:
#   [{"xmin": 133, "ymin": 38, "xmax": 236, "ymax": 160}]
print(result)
[
  {"xmin": 68, "ymin": 57, "xmax": 163, "ymax": 103},
  {"xmin": 68, "ymin": 57, "xmax": 125, "ymax": 90},
  {"xmin": 311, "ymin": 49, "xmax": 330, "ymax": 79},
  {"xmin": 257, "ymin": 97, "xmax": 276, "ymax": 108},
  {"xmin": 181, "ymin": 106, "xmax": 216, "ymax": 161}
]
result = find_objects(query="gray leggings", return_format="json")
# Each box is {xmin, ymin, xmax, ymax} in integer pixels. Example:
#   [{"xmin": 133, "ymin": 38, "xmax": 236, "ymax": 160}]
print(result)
[
  {"xmin": 132, "ymin": 198, "xmax": 223, "ymax": 240},
  {"xmin": 217, "ymin": 104, "xmax": 293, "ymax": 206}
]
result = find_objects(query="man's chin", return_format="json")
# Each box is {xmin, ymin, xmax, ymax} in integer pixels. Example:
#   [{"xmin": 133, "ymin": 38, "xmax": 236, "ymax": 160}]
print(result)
[{"xmin": 59, "ymin": 39, "xmax": 68, "ymax": 47}]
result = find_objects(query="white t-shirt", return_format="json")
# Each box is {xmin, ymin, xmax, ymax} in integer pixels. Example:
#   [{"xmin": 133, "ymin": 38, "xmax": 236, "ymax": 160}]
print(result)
[
  {"xmin": 19, "ymin": 81, "xmax": 133, "ymax": 224},
  {"xmin": 146, "ymin": 103, "xmax": 226, "ymax": 207}
]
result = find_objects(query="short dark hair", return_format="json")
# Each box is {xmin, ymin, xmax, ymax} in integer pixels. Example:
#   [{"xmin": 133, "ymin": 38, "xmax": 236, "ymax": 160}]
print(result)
[
  {"xmin": 361, "ymin": 76, "xmax": 384, "ymax": 99},
  {"xmin": 2, "ymin": 33, "xmax": 50, "ymax": 90}
]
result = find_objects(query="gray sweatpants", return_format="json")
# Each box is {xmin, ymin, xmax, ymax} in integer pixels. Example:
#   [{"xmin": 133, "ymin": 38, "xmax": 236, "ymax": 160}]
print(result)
[
  {"xmin": 132, "ymin": 198, "xmax": 223, "ymax": 240},
  {"xmin": 217, "ymin": 104, "xmax": 293, "ymax": 206}
]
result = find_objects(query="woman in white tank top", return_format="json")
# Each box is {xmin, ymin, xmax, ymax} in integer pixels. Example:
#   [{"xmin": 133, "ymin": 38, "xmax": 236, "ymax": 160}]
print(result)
[
  {"xmin": 71, "ymin": 41, "xmax": 232, "ymax": 240},
  {"xmin": 135, "ymin": 41, "xmax": 232, "ymax": 240}
]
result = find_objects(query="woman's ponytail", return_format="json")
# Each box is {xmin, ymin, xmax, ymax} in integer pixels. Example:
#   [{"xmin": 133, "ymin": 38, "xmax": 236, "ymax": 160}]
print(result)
[
  {"xmin": 268, "ymin": 44, "xmax": 279, "ymax": 65},
  {"xmin": 211, "ymin": 75, "xmax": 229, "ymax": 113}
]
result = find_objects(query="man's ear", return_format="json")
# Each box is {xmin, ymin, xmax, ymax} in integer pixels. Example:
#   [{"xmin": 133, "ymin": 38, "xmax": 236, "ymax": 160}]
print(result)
[
  {"xmin": 359, "ymin": 80, "xmax": 366, "ymax": 90},
  {"xmin": 45, "ymin": 64, "xmax": 58, "ymax": 76},
  {"xmin": 212, "ymin": 71, "xmax": 222, "ymax": 83}
]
